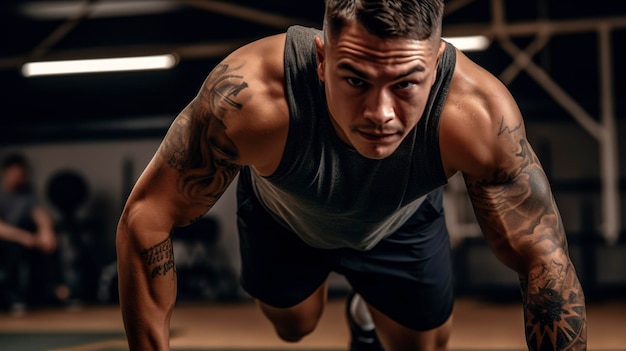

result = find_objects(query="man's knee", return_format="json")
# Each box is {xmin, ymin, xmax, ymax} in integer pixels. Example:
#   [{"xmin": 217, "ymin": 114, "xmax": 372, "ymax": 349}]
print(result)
[
  {"xmin": 260, "ymin": 301, "xmax": 323, "ymax": 342},
  {"xmin": 258, "ymin": 283, "xmax": 326, "ymax": 342},
  {"xmin": 273, "ymin": 319, "xmax": 318, "ymax": 342},
  {"xmin": 368, "ymin": 303, "xmax": 453, "ymax": 351},
  {"xmin": 259, "ymin": 283, "xmax": 328, "ymax": 343},
  {"xmin": 261, "ymin": 302, "xmax": 322, "ymax": 342}
]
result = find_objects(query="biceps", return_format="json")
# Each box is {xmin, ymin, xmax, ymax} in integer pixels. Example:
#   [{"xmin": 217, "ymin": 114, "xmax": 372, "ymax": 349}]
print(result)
[
  {"xmin": 130, "ymin": 156, "xmax": 240, "ymax": 228},
  {"xmin": 173, "ymin": 162, "xmax": 240, "ymax": 211},
  {"xmin": 136, "ymin": 120, "xmax": 240, "ymax": 226}
]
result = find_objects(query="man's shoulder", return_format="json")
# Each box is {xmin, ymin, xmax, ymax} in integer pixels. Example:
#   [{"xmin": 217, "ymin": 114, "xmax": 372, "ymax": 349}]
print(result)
[
  {"xmin": 440, "ymin": 50, "xmax": 525, "ymax": 176},
  {"xmin": 192, "ymin": 33, "xmax": 290, "ymax": 172},
  {"xmin": 213, "ymin": 32, "xmax": 288, "ymax": 107},
  {"xmin": 232, "ymin": 32, "xmax": 288, "ymax": 75},
  {"xmin": 445, "ymin": 50, "xmax": 517, "ymax": 124}
]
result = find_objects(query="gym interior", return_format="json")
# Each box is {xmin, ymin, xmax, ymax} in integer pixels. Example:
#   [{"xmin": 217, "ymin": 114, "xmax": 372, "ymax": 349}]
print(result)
[{"xmin": 0, "ymin": 1, "xmax": 625, "ymax": 350}]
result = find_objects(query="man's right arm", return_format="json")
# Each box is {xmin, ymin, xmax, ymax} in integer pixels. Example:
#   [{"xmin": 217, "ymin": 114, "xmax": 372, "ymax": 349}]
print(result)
[
  {"xmin": 116, "ymin": 33, "xmax": 287, "ymax": 349},
  {"xmin": 0, "ymin": 220, "xmax": 36, "ymax": 247},
  {"xmin": 116, "ymin": 69, "xmax": 245, "ymax": 349}
]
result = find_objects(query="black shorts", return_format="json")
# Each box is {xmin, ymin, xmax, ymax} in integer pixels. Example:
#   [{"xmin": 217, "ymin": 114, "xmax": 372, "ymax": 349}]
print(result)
[{"xmin": 236, "ymin": 167, "xmax": 454, "ymax": 331}]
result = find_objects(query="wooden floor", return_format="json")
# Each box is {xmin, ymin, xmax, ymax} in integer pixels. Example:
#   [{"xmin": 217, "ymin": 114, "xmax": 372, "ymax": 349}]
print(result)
[{"xmin": 0, "ymin": 297, "xmax": 624, "ymax": 350}]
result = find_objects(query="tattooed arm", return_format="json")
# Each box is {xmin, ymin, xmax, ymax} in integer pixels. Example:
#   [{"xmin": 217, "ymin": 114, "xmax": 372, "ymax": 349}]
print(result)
[
  {"xmin": 116, "ymin": 34, "xmax": 288, "ymax": 350},
  {"xmin": 116, "ymin": 87, "xmax": 242, "ymax": 350},
  {"xmin": 442, "ymin": 51, "xmax": 586, "ymax": 351},
  {"xmin": 463, "ymin": 131, "xmax": 587, "ymax": 351}
]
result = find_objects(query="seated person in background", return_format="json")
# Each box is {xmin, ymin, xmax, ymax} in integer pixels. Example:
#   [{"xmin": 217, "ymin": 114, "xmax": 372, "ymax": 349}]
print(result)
[{"xmin": 0, "ymin": 153, "xmax": 58, "ymax": 314}]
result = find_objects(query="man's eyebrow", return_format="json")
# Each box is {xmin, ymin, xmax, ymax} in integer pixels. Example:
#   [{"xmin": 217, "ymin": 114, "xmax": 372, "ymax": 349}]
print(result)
[
  {"xmin": 393, "ymin": 65, "xmax": 425, "ymax": 80},
  {"xmin": 337, "ymin": 62, "xmax": 425, "ymax": 80},
  {"xmin": 337, "ymin": 63, "xmax": 368, "ymax": 79}
]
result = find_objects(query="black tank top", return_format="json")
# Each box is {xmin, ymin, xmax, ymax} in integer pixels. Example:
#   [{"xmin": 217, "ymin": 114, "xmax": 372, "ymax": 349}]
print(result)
[{"xmin": 250, "ymin": 25, "xmax": 456, "ymax": 250}]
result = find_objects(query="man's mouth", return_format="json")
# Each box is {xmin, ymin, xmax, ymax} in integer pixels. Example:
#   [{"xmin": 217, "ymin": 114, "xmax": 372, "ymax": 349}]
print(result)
[{"xmin": 357, "ymin": 130, "xmax": 399, "ymax": 142}]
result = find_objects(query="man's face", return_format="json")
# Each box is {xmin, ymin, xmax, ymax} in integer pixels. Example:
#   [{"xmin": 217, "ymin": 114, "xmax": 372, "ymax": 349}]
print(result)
[
  {"xmin": 316, "ymin": 21, "xmax": 443, "ymax": 160},
  {"xmin": 2, "ymin": 164, "xmax": 28, "ymax": 193}
]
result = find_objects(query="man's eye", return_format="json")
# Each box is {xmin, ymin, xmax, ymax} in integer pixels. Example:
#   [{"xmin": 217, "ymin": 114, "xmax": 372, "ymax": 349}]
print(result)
[
  {"xmin": 346, "ymin": 77, "xmax": 366, "ymax": 87},
  {"xmin": 395, "ymin": 81, "xmax": 416, "ymax": 89}
]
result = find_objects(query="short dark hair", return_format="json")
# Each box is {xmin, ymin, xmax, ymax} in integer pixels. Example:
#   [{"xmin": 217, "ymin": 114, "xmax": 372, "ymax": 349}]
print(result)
[
  {"xmin": 323, "ymin": 0, "xmax": 444, "ymax": 44},
  {"xmin": 2, "ymin": 153, "xmax": 30, "ymax": 171}
]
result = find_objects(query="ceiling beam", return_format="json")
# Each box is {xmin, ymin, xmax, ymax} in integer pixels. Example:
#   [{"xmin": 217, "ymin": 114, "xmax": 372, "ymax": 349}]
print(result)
[
  {"xmin": 180, "ymin": 0, "xmax": 317, "ymax": 29},
  {"xmin": 442, "ymin": 15, "xmax": 626, "ymax": 37},
  {"xmin": 444, "ymin": 0, "xmax": 477, "ymax": 16},
  {"xmin": 28, "ymin": 0, "xmax": 98, "ymax": 60},
  {"xmin": 1, "ymin": 15, "xmax": 625, "ymax": 71}
]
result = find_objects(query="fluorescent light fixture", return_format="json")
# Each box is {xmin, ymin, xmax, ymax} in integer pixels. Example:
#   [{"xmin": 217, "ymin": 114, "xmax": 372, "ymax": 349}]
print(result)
[
  {"xmin": 443, "ymin": 35, "xmax": 490, "ymax": 51},
  {"xmin": 20, "ymin": 0, "xmax": 179, "ymax": 20},
  {"xmin": 21, "ymin": 54, "xmax": 178, "ymax": 77}
]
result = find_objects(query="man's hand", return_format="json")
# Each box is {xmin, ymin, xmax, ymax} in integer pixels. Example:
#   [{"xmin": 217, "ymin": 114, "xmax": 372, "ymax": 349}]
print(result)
[{"xmin": 35, "ymin": 229, "xmax": 57, "ymax": 253}]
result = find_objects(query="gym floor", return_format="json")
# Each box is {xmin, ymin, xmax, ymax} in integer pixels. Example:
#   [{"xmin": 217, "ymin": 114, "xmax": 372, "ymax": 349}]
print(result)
[{"xmin": 0, "ymin": 296, "xmax": 624, "ymax": 351}]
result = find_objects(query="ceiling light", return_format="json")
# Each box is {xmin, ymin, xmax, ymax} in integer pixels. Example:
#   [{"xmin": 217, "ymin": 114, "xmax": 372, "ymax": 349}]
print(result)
[
  {"xmin": 443, "ymin": 35, "xmax": 490, "ymax": 51},
  {"xmin": 20, "ymin": 0, "xmax": 179, "ymax": 20},
  {"xmin": 21, "ymin": 54, "xmax": 178, "ymax": 77}
]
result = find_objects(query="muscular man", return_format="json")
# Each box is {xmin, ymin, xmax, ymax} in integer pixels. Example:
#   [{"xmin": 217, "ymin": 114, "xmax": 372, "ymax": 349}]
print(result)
[{"xmin": 116, "ymin": 1, "xmax": 587, "ymax": 350}]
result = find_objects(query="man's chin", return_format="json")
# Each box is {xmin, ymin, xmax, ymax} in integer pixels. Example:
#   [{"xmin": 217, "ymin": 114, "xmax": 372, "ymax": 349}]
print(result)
[{"xmin": 354, "ymin": 144, "xmax": 398, "ymax": 160}]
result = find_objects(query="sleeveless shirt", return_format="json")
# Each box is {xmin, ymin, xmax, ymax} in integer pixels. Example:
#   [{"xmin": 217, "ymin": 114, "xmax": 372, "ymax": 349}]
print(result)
[{"xmin": 250, "ymin": 26, "xmax": 456, "ymax": 250}]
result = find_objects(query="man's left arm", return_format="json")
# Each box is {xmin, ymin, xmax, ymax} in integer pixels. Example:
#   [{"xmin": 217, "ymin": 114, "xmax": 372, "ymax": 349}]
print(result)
[{"xmin": 462, "ymin": 119, "xmax": 587, "ymax": 350}]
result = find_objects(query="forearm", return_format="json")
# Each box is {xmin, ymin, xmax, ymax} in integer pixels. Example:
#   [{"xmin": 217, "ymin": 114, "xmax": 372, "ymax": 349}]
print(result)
[
  {"xmin": 32, "ymin": 207, "xmax": 57, "ymax": 252},
  {"xmin": 0, "ymin": 221, "xmax": 34, "ymax": 246},
  {"xmin": 33, "ymin": 207, "xmax": 54, "ymax": 234},
  {"xmin": 520, "ymin": 254, "xmax": 587, "ymax": 351},
  {"xmin": 117, "ymin": 214, "xmax": 177, "ymax": 351},
  {"xmin": 457, "ymin": 87, "xmax": 588, "ymax": 350},
  {"xmin": 464, "ymin": 166, "xmax": 587, "ymax": 348}
]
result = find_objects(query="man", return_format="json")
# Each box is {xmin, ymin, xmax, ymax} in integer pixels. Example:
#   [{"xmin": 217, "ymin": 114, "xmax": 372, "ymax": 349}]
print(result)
[
  {"xmin": 116, "ymin": 0, "xmax": 587, "ymax": 350},
  {"xmin": 0, "ymin": 153, "xmax": 57, "ymax": 313}
]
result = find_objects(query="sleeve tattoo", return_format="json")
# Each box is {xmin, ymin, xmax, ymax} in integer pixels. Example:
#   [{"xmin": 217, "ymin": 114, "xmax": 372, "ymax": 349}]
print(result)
[
  {"xmin": 465, "ymin": 116, "xmax": 587, "ymax": 351},
  {"xmin": 521, "ymin": 261, "xmax": 586, "ymax": 350},
  {"xmin": 159, "ymin": 63, "xmax": 244, "ymax": 212}
]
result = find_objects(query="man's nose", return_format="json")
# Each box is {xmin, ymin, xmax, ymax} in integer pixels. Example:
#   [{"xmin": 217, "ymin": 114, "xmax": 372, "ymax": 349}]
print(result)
[{"xmin": 363, "ymin": 89, "xmax": 395, "ymax": 126}]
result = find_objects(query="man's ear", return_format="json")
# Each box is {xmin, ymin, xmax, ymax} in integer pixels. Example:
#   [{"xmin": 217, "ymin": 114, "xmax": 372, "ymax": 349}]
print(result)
[
  {"xmin": 437, "ymin": 39, "xmax": 446, "ymax": 59},
  {"xmin": 315, "ymin": 35, "xmax": 326, "ymax": 82},
  {"xmin": 431, "ymin": 40, "xmax": 447, "ymax": 84}
]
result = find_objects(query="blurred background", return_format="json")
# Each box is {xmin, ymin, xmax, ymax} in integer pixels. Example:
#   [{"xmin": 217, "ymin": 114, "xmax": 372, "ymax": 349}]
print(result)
[{"xmin": 0, "ymin": 0, "xmax": 624, "ymax": 312}]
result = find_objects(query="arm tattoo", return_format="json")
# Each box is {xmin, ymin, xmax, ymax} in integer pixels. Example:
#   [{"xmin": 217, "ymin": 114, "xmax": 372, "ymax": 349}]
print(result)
[
  {"xmin": 465, "ymin": 118, "xmax": 586, "ymax": 351},
  {"xmin": 209, "ymin": 63, "xmax": 249, "ymax": 114},
  {"xmin": 141, "ymin": 237, "xmax": 176, "ymax": 280},
  {"xmin": 498, "ymin": 115, "xmax": 522, "ymax": 136},
  {"xmin": 521, "ymin": 261, "xmax": 586, "ymax": 350},
  {"xmin": 159, "ymin": 63, "xmax": 244, "ymax": 208}
]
